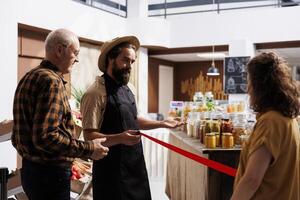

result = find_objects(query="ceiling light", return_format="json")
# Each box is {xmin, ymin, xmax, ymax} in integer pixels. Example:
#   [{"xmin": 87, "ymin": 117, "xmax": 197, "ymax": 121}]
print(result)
[
  {"xmin": 207, "ymin": 46, "xmax": 220, "ymax": 76},
  {"xmin": 197, "ymin": 52, "xmax": 226, "ymax": 59}
]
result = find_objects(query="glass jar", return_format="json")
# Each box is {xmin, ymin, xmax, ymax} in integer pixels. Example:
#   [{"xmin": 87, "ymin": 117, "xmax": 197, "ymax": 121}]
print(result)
[
  {"xmin": 211, "ymin": 120, "xmax": 221, "ymax": 147},
  {"xmin": 237, "ymin": 101, "xmax": 245, "ymax": 112},
  {"xmin": 232, "ymin": 120, "xmax": 246, "ymax": 146},
  {"xmin": 193, "ymin": 119, "xmax": 201, "ymax": 139},
  {"xmin": 204, "ymin": 120, "xmax": 212, "ymax": 134},
  {"xmin": 211, "ymin": 132, "xmax": 220, "ymax": 147},
  {"xmin": 221, "ymin": 119, "xmax": 233, "ymax": 133},
  {"xmin": 222, "ymin": 133, "xmax": 234, "ymax": 148},
  {"xmin": 186, "ymin": 113, "xmax": 194, "ymax": 137},
  {"xmin": 193, "ymin": 92, "xmax": 204, "ymax": 103},
  {"xmin": 199, "ymin": 122, "xmax": 205, "ymax": 144},
  {"xmin": 182, "ymin": 102, "xmax": 192, "ymax": 122},
  {"xmin": 205, "ymin": 133, "xmax": 216, "ymax": 149},
  {"xmin": 211, "ymin": 120, "xmax": 220, "ymax": 133},
  {"xmin": 232, "ymin": 113, "xmax": 247, "ymax": 144},
  {"xmin": 240, "ymin": 134, "xmax": 250, "ymax": 148}
]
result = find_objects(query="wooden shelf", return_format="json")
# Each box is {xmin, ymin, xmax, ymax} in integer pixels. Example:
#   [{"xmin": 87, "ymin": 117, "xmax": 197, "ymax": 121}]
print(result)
[{"xmin": 0, "ymin": 120, "xmax": 13, "ymax": 143}]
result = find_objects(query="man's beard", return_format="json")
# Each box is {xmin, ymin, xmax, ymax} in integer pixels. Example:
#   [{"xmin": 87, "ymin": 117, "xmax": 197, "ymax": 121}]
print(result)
[{"xmin": 112, "ymin": 61, "xmax": 131, "ymax": 85}]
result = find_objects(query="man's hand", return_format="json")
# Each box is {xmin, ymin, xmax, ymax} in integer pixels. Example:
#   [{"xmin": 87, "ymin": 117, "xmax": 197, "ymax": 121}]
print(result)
[
  {"xmin": 161, "ymin": 117, "xmax": 185, "ymax": 129},
  {"xmin": 120, "ymin": 130, "xmax": 141, "ymax": 146},
  {"xmin": 91, "ymin": 138, "xmax": 109, "ymax": 160}
]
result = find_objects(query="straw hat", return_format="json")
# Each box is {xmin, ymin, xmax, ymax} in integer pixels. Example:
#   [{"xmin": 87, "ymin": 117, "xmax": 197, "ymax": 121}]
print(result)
[{"xmin": 98, "ymin": 36, "xmax": 140, "ymax": 72}]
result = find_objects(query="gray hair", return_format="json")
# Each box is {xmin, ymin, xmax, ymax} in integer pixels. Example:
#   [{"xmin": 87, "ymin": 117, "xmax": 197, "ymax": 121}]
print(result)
[{"xmin": 45, "ymin": 28, "xmax": 78, "ymax": 53}]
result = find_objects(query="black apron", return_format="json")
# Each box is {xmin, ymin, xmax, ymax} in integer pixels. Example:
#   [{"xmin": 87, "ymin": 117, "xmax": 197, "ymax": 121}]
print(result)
[{"xmin": 92, "ymin": 74, "xmax": 151, "ymax": 200}]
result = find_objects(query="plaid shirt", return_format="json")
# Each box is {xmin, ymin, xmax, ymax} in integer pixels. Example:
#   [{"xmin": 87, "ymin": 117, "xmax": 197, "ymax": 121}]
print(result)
[{"xmin": 12, "ymin": 60, "xmax": 94, "ymax": 166}]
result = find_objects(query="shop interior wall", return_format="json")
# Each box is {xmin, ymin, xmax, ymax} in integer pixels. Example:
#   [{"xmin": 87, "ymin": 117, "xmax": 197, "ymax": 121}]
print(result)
[
  {"xmin": 148, "ymin": 57, "xmax": 175, "ymax": 113},
  {"xmin": 1, "ymin": 0, "xmax": 300, "ymax": 170},
  {"xmin": 18, "ymin": 28, "xmax": 71, "ymax": 97},
  {"xmin": 174, "ymin": 60, "xmax": 224, "ymax": 101},
  {"xmin": 148, "ymin": 58, "xmax": 224, "ymax": 113}
]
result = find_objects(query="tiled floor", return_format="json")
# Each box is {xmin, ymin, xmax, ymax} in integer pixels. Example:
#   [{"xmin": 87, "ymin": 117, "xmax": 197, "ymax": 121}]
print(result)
[{"xmin": 149, "ymin": 178, "xmax": 169, "ymax": 200}]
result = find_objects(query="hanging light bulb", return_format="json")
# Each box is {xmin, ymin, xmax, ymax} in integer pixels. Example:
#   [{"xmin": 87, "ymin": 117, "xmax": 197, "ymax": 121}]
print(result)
[{"xmin": 207, "ymin": 45, "xmax": 220, "ymax": 76}]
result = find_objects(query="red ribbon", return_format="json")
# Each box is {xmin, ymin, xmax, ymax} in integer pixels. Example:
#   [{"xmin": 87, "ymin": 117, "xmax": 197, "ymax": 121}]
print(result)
[{"xmin": 140, "ymin": 132, "xmax": 237, "ymax": 177}]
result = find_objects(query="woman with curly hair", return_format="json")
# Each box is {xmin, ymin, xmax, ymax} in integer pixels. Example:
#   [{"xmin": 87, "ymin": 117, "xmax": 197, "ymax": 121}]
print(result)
[{"xmin": 231, "ymin": 52, "xmax": 300, "ymax": 200}]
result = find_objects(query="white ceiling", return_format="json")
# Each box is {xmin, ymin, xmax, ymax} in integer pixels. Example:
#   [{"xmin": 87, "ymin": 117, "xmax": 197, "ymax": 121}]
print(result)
[{"xmin": 150, "ymin": 48, "xmax": 300, "ymax": 66}]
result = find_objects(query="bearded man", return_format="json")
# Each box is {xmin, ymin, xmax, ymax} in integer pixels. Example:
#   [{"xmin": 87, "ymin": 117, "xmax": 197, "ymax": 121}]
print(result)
[{"xmin": 80, "ymin": 36, "xmax": 183, "ymax": 200}]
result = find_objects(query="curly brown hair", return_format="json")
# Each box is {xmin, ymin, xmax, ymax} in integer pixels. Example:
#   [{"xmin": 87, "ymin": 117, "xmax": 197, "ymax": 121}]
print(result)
[{"xmin": 247, "ymin": 51, "xmax": 300, "ymax": 118}]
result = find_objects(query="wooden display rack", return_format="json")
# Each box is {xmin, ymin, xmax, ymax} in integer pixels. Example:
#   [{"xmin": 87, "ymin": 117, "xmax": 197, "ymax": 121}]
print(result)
[
  {"xmin": 0, "ymin": 120, "xmax": 92, "ymax": 200},
  {"xmin": 0, "ymin": 120, "xmax": 28, "ymax": 200}
]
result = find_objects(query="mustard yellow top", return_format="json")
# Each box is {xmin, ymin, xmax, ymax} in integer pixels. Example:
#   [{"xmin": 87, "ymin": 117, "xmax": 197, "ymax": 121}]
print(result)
[{"xmin": 234, "ymin": 110, "xmax": 300, "ymax": 200}]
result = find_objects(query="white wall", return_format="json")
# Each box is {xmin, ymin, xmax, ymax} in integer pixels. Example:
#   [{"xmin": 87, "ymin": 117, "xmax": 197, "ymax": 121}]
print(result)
[
  {"xmin": 159, "ymin": 65, "xmax": 174, "ymax": 118},
  {"xmin": 1, "ymin": 0, "xmax": 300, "ymax": 170},
  {"xmin": 0, "ymin": 1, "xmax": 18, "ymax": 170},
  {"xmin": 168, "ymin": 6, "xmax": 300, "ymax": 47},
  {"xmin": 138, "ymin": 47, "xmax": 149, "ymax": 114}
]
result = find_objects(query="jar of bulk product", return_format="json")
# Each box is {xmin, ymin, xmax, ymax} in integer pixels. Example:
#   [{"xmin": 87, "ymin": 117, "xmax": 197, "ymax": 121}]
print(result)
[
  {"xmin": 246, "ymin": 120, "xmax": 256, "ymax": 135},
  {"xmin": 200, "ymin": 121, "xmax": 206, "ymax": 144},
  {"xmin": 211, "ymin": 120, "xmax": 221, "ymax": 147},
  {"xmin": 220, "ymin": 119, "xmax": 233, "ymax": 145},
  {"xmin": 211, "ymin": 132, "xmax": 220, "ymax": 147},
  {"xmin": 204, "ymin": 120, "xmax": 212, "ymax": 134},
  {"xmin": 221, "ymin": 119, "xmax": 233, "ymax": 133},
  {"xmin": 205, "ymin": 133, "xmax": 216, "ymax": 149},
  {"xmin": 182, "ymin": 102, "xmax": 192, "ymax": 122},
  {"xmin": 237, "ymin": 101, "xmax": 245, "ymax": 112},
  {"xmin": 201, "ymin": 120, "xmax": 211, "ymax": 144},
  {"xmin": 193, "ymin": 119, "xmax": 201, "ymax": 139},
  {"xmin": 232, "ymin": 123, "xmax": 246, "ymax": 146},
  {"xmin": 186, "ymin": 112, "xmax": 194, "ymax": 137},
  {"xmin": 240, "ymin": 134, "xmax": 250, "ymax": 148},
  {"xmin": 222, "ymin": 133, "xmax": 234, "ymax": 148},
  {"xmin": 193, "ymin": 92, "xmax": 204, "ymax": 103},
  {"xmin": 211, "ymin": 120, "xmax": 220, "ymax": 132}
]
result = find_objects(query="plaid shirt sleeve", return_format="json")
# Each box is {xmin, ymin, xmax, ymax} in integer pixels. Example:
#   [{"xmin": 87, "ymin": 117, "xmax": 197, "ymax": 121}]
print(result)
[{"xmin": 32, "ymin": 77, "xmax": 94, "ymax": 159}]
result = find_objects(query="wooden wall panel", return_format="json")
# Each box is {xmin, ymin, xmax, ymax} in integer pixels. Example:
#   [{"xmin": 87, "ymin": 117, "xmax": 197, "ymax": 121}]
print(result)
[
  {"xmin": 18, "ymin": 27, "xmax": 71, "ymax": 97},
  {"xmin": 174, "ymin": 61, "xmax": 224, "ymax": 101},
  {"xmin": 18, "ymin": 57, "xmax": 43, "ymax": 80},
  {"xmin": 19, "ymin": 29, "xmax": 47, "ymax": 58}
]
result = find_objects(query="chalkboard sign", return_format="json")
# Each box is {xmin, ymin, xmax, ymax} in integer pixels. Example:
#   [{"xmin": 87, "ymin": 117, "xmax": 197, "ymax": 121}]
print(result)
[{"xmin": 224, "ymin": 56, "xmax": 250, "ymax": 94}]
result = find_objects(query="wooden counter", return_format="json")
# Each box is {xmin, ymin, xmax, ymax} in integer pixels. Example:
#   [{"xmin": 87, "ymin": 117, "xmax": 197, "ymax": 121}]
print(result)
[{"xmin": 165, "ymin": 130, "xmax": 240, "ymax": 200}]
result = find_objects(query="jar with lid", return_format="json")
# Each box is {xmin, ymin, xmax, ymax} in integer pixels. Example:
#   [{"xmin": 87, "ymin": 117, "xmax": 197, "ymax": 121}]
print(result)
[
  {"xmin": 204, "ymin": 120, "xmax": 212, "ymax": 134},
  {"xmin": 182, "ymin": 102, "xmax": 192, "ymax": 122},
  {"xmin": 192, "ymin": 112, "xmax": 200, "ymax": 138},
  {"xmin": 232, "ymin": 122, "xmax": 246, "ymax": 146},
  {"xmin": 232, "ymin": 113, "xmax": 247, "ymax": 146},
  {"xmin": 199, "ymin": 120, "xmax": 206, "ymax": 144},
  {"xmin": 205, "ymin": 133, "xmax": 216, "ymax": 149},
  {"xmin": 201, "ymin": 120, "xmax": 211, "ymax": 144},
  {"xmin": 211, "ymin": 120, "xmax": 220, "ymax": 132},
  {"xmin": 240, "ymin": 134, "xmax": 250, "ymax": 148},
  {"xmin": 222, "ymin": 133, "xmax": 234, "ymax": 148},
  {"xmin": 193, "ymin": 92, "xmax": 204, "ymax": 103},
  {"xmin": 186, "ymin": 112, "xmax": 195, "ymax": 137},
  {"xmin": 246, "ymin": 120, "xmax": 255, "ymax": 135},
  {"xmin": 220, "ymin": 119, "xmax": 233, "ymax": 145},
  {"xmin": 211, "ymin": 120, "xmax": 221, "ymax": 147},
  {"xmin": 221, "ymin": 119, "xmax": 233, "ymax": 133}
]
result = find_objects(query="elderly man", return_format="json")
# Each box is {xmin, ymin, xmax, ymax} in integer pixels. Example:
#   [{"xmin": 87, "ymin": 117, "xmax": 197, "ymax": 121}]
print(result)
[
  {"xmin": 12, "ymin": 28, "xmax": 109, "ymax": 200},
  {"xmin": 81, "ymin": 36, "xmax": 183, "ymax": 200}
]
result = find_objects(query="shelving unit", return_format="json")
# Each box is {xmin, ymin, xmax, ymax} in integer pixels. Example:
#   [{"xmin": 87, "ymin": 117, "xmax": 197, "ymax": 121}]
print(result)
[{"xmin": 0, "ymin": 120, "xmax": 27, "ymax": 200}]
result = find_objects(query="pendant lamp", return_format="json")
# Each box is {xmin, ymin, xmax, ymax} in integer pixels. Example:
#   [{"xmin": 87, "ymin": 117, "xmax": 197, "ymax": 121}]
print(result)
[{"xmin": 207, "ymin": 45, "xmax": 220, "ymax": 76}]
